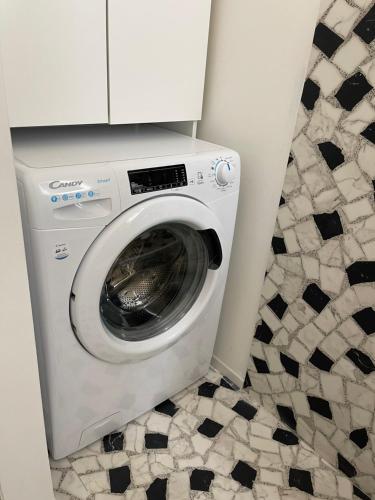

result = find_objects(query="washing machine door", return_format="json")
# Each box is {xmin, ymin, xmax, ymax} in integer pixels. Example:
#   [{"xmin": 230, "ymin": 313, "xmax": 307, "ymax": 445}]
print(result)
[{"xmin": 70, "ymin": 196, "xmax": 224, "ymax": 363}]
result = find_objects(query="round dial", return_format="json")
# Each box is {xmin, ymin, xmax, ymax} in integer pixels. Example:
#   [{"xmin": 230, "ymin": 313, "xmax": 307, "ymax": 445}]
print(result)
[{"xmin": 215, "ymin": 160, "xmax": 234, "ymax": 186}]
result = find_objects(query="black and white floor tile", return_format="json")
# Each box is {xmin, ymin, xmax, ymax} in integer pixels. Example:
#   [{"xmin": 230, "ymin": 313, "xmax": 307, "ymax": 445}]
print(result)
[{"xmin": 51, "ymin": 369, "xmax": 365, "ymax": 500}]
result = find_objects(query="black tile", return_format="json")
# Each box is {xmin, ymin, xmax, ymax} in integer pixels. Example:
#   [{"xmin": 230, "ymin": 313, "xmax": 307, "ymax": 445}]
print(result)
[
  {"xmin": 145, "ymin": 433, "xmax": 168, "ymax": 449},
  {"xmin": 338, "ymin": 453, "xmax": 357, "ymax": 478},
  {"xmin": 268, "ymin": 294, "xmax": 288, "ymax": 319},
  {"xmin": 309, "ymin": 348, "xmax": 334, "ymax": 372},
  {"xmin": 103, "ymin": 432, "xmax": 124, "ymax": 452},
  {"xmin": 313, "ymin": 22, "xmax": 344, "ymax": 58},
  {"xmin": 302, "ymin": 78, "xmax": 320, "ymax": 110},
  {"xmin": 232, "ymin": 400, "xmax": 257, "ymax": 421},
  {"xmin": 289, "ymin": 468, "xmax": 314, "ymax": 495},
  {"xmin": 276, "ymin": 405, "xmax": 297, "ymax": 430},
  {"xmin": 313, "ymin": 211, "xmax": 343, "ymax": 240},
  {"xmin": 197, "ymin": 418, "xmax": 223, "ymax": 438},
  {"xmin": 252, "ymin": 356, "xmax": 270, "ymax": 374},
  {"xmin": 318, "ymin": 142, "xmax": 345, "ymax": 170},
  {"xmin": 354, "ymin": 485, "xmax": 372, "ymax": 500},
  {"xmin": 273, "ymin": 428, "xmax": 299, "ymax": 445},
  {"xmin": 109, "ymin": 465, "xmax": 131, "ymax": 494},
  {"xmin": 350, "ymin": 428, "xmax": 369, "ymax": 449},
  {"xmin": 288, "ymin": 154, "xmax": 294, "ymax": 165},
  {"xmin": 280, "ymin": 353, "xmax": 299, "ymax": 378},
  {"xmin": 254, "ymin": 321, "xmax": 273, "ymax": 344},
  {"xmin": 346, "ymin": 261, "xmax": 375, "ymax": 286},
  {"xmin": 354, "ymin": 5, "xmax": 375, "ymax": 44},
  {"xmin": 307, "ymin": 396, "xmax": 332, "ymax": 420},
  {"xmin": 243, "ymin": 372, "xmax": 252, "ymax": 389},
  {"xmin": 190, "ymin": 469, "xmax": 215, "ymax": 492},
  {"xmin": 353, "ymin": 307, "xmax": 375, "ymax": 335},
  {"xmin": 220, "ymin": 377, "xmax": 236, "ymax": 390},
  {"xmin": 303, "ymin": 283, "xmax": 331, "ymax": 313},
  {"xmin": 346, "ymin": 348, "xmax": 375, "ymax": 375},
  {"xmin": 361, "ymin": 122, "xmax": 375, "ymax": 145},
  {"xmin": 336, "ymin": 72, "xmax": 372, "ymax": 112},
  {"xmin": 272, "ymin": 237, "xmax": 287, "ymax": 255},
  {"xmin": 231, "ymin": 460, "xmax": 257, "ymax": 489},
  {"xmin": 198, "ymin": 382, "xmax": 219, "ymax": 398},
  {"xmin": 154, "ymin": 399, "xmax": 178, "ymax": 417},
  {"xmin": 279, "ymin": 196, "xmax": 286, "ymax": 207},
  {"xmin": 146, "ymin": 478, "xmax": 167, "ymax": 500}
]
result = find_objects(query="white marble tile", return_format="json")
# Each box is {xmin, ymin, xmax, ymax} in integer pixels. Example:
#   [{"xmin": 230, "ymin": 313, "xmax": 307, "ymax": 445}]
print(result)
[
  {"xmin": 342, "ymin": 100, "xmax": 375, "ymax": 135},
  {"xmin": 205, "ymin": 452, "xmax": 234, "ymax": 476},
  {"xmin": 320, "ymin": 264, "xmax": 346, "ymax": 294},
  {"xmin": 51, "ymin": 469, "xmax": 63, "ymax": 490},
  {"xmin": 320, "ymin": 331, "xmax": 350, "ymax": 359},
  {"xmin": 97, "ymin": 451, "xmax": 129, "ymax": 470},
  {"xmin": 168, "ymin": 471, "xmax": 190, "ymax": 500},
  {"xmin": 294, "ymin": 106, "xmax": 309, "ymax": 138},
  {"xmin": 325, "ymin": 0, "xmax": 361, "ymax": 37},
  {"xmin": 336, "ymin": 317, "xmax": 363, "ymax": 347},
  {"xmin": 259, "ymin": 469, "xmax": 283, "ymax": 487},
  {"xmin": 283, "ymin": 163, "xmax": 302, "ymax": 195},
  {"xmin": 358, "ymin": 142, "xmax": 375, "ymax": 178},
  {"xmin": 146, "ymin": 413, "xmax": 171, "ymax": 434},
  {"xmin": 71, "ymin": 456, "xmax": 101, "ymax": 475},
  {"xmin": 292, "ymin": 134, "xmax": 319, "ymax": 171},
  {"xmin": 311, "ymin": 59, "xmax": 344, "ymax": 97},
  {"xmin": 59, "ymin": 470, "xmax": 90, "ymax": 500},
  {"xmin": 306, "ymin": 99, "xmax": 343, "ymax": 141},
  {"xmin": 302, "ymin": 163, "xmax": 334, "ymax": 197},
  {"xmin": 313, "ymin": 187, "xmax": 341, "ymax": 212},
  {"xmin": 334, "ymin": 160, "xmax": 373, "ymax": 201},
  {"xmin": 333, "ymin": 34, "xmax": 369, "ymax": 74},
  {"xmin": 314, "ymin": 468, "xmax": 337, "ymax": 497},
  {"xmin": 288, "ymin": 340, "xmax": 310, "ymax": 363},
  {"xmin": 343, "ymin": 197, "xmax": 374, "ymax": 222},
  {"xmin": 295, "ymin": 220, "xmax": 321, "ymax": 252},
  {"xmin": 314, "ymin": 307, "xmax": 338, "ymax": 333},
  {"xmin": 288, "ymin": 191, "xmax": 314, "ymax": 220},
  {"xmin": 347, "ymin": 381, "xmax": 375, "ymax": 411},
  {"xmin": 248, "ymin": 435, "xmax": 279, "ymax": 453},
  {"xmin": 254, "ymin": 483, "xmax": 280, "ymax": 500},
  {"xmin": 278, "ymin": 205, "xmax": 296, "ymax": 230},
  {"xmin": 298, "ymin": 324, "xmax": 325, "ymax": 351},
  {"xmin": 125, "ymin": 489, "xmax": 147, "ymax": 500},
  {"xmin": 169, "ymin": 438, "xmax": 193, "ymax": 458},
  {"xmin": 130, "ymin": 454, "xmax": 152, "ymax": 487},
  {"xmin": 149, "ymin": 452, "xmax": 174, "ymax": 476},
  {"xmin": 80, "ymin": 471, "xmax": 109, "ymax": 494}
]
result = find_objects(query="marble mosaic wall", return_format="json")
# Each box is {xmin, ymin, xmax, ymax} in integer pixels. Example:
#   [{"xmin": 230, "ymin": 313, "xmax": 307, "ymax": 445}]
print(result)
[{"xmin": 247, "ymin": 0, "xmax": 375, "ymax": 497}]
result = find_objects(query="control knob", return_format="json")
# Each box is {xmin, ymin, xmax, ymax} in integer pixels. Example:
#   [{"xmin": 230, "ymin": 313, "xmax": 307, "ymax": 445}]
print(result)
[{"xmin": 215, "ymin": 160, "xmax": 234, "ymax": 186}]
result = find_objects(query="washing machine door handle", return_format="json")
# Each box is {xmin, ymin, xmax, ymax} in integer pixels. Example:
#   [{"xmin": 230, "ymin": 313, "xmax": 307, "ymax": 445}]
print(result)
[{"xmin": 70, "ymin": 196, "xmax": 225, "ymax": 364}]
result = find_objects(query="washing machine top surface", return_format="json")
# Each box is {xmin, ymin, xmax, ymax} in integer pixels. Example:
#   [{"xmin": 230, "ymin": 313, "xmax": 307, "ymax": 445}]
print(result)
[{"xmin": 12, "ymin": 124, "xmax": 224, "ymax": 168}]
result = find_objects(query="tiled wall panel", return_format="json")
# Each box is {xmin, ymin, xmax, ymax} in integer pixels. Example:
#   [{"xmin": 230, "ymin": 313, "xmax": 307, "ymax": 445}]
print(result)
[{"xmin": 249, "ymin": 0, "xmax": 375, "ymax": 496}]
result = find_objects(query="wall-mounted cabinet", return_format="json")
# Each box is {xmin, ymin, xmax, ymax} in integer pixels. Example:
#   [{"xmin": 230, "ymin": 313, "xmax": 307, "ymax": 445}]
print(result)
[
  {"xmin": 0, "ymin": 0, "xmax": 108, "ymax": 128},
  {"xmin": 0, "ymin": 0, "xmax": 211, "ymax": 128},
  {"xmin": 108, "ymin": 0, "xmax": 211, "ymax": 124}
]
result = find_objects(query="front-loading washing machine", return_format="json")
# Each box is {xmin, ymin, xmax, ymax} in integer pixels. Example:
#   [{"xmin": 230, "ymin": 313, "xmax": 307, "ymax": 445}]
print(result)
[{"xmin": 13, "ymin": 125, "xmax": 240, "ymax": 459}]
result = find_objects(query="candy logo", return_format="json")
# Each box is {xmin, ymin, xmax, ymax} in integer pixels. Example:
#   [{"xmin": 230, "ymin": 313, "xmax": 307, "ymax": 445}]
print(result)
[{"xmin": 49, "ymin": 180, "xmax": 83, "ymax": 189}]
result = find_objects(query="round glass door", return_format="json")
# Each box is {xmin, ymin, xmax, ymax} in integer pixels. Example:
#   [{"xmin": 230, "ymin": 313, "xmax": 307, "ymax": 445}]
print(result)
[{"xmin": 100, "ymin": 223, "xmax": 211, "ymax": 342}]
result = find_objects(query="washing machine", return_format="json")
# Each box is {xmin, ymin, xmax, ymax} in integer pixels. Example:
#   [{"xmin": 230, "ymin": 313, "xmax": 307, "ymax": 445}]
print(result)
[{"xmin": 13, "ymin": 125, "xmax": 240, "ymax": 459}]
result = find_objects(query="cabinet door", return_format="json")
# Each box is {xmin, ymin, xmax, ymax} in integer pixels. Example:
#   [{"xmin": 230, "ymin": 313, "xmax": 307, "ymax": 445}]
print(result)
[
  {"xmin": 0, "ymin": 0, "xmax": 108, "ymax": 127},
  {"xmin": 108, "ymin": 0, "xmax": 211, "ymax": 124}
]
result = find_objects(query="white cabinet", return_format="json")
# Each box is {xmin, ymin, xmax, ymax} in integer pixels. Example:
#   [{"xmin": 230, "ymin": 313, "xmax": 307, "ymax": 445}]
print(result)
[
  {"xmin": 0, "ymin": 0, "xmax": 108, "ymax": 127},
  {"xmin": 107, "ymin": 0, "xmax": 211, "ymax": 124},
  {"xmin": 0, "ymin": 0, "xmax": 211, "ymax": 127}
]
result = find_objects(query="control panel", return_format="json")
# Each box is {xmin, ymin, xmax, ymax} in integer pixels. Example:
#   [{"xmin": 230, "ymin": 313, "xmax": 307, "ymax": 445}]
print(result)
[{"xmin": 128, "ymin": 164, "xmax": 187, "ymax": 195}]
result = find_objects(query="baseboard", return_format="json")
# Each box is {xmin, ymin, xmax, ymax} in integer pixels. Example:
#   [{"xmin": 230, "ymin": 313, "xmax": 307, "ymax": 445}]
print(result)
[{"xmin": 211, "ymin": 355, "xmax": 244, "ymax": 389}]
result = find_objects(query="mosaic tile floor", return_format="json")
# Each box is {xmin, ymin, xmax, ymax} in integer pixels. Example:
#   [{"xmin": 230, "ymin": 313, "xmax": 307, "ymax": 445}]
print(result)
[{"xmin": 51, "ymin": 369, "xmax": 367, "ymax": 500}]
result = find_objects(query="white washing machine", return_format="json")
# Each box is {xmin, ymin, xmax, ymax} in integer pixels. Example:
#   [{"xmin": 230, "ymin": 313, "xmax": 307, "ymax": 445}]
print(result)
[{"xmin": 13, "ymin": 125, "xmax": 240, "ymax": 459}]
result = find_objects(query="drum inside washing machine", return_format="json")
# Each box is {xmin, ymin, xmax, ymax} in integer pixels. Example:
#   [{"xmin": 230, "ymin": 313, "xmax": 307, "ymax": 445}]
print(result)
[{"xmin": 100, "ymin": 222, "xmax": 211, "ymax": 341}]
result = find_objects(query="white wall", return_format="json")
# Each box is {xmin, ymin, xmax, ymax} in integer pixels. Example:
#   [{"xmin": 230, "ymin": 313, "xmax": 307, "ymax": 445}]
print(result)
[
  {"xmin": 198, "ymin": 0, "xmax": 320, "ymax": 386},
  {"xmin": 0, "ymin": 61, "xmax": 54, "ymax": 500}
]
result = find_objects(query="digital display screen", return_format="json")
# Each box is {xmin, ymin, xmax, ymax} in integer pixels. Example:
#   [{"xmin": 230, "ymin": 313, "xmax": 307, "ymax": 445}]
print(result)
[{"xmin": 128, "ymin": 164, "xmax": 187, "ymax": 195}]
